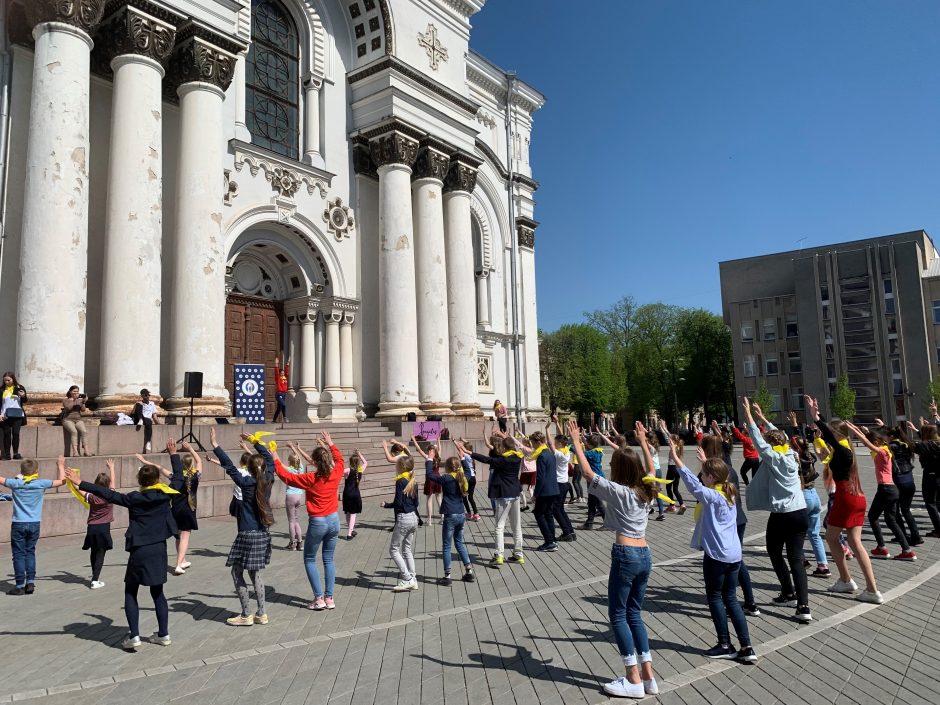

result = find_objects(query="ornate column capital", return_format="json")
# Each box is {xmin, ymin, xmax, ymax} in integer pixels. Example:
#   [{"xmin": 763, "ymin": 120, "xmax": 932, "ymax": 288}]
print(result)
[
  {"xmin": 362, "ymin": 119, "xmax": 423, "ymax": 169},
  {"xmin": 516, "ymin": 216, "xmax": 538, "ymax": 250},
  {"xmin": 411, "ymin": 137, "xmax": 452, "ymax": 182},
  {"xmin": 95, "ymin": 2, "xmax": 180, "ymax": 68},
  {"xmin": 443, "ymin": 151, "xmax": 483, "ymax": 194},
  {"xmin": 165, "ymin": 21, "xmax": 240, "ymax": 97},
  {"xmin": 342, "ymin": 312, "xmax": 356, "ymax": 326},
  {"xmin": 352, "ymin": 137, "xmax": 378, "ymax": 180},
  {"xmin": 25, "ymin": 0, "xmax": 107, "ymax": 34}
]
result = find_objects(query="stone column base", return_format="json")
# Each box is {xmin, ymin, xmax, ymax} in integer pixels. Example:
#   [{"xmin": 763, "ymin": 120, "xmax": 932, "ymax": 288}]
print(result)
[
  {"xmin": 94, "ymin": 393, "xmax": 160, "ymax": 416},
  {"xmin": 450, "ymin": 403, "xmax": 483, "ymax": 417},
  {"xmin": 420, "ymin": 402, "xmax": 454, "ymax": 416},
  {"xmin": 291, "ymin": 388, "xmax": 321, "ymax": 422},
  {"xmin": 376, "ymin": 401, "xmax": 422, "ymax": 418},
  {"xmin": 163, "ymin": 395, "xmax": 230, "ymax": 417}
]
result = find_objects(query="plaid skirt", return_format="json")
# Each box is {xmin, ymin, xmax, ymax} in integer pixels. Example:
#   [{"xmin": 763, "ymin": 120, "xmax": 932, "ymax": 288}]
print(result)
[{"xmin": 226, "ymin": 530, "xmax": 272, "ymax": 571}]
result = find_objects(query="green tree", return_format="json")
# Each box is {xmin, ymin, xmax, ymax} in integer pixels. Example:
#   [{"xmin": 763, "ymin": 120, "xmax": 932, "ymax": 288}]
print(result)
[
  {"xmin": 752, "ymin": 382, "xmax": 776, "ymax": 422},
  {"xmin": 926, "ymin": 379, "xmax": 940, "ymax": 413},
  {"xmin": 830, "ymin": 373, "xmax": 857, "ymax": 420},
  {"xmin": 539, "ymin": 324, "xmax": 615, "ymax": 420},
  {"xmin": 675, "ymin": 309, "xmax": 734, "ymax": 423}
]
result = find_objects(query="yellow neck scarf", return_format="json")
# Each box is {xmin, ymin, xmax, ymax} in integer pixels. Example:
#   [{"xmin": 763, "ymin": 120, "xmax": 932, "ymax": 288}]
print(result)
[
  {"xmin": 502, "ymin": 450, "xmax": 523, "ymax": 458},
  {"xmin": 2, "ymin": 385, "xmax": 13, "ymax": 398},
  {"xmin": 20, "ymin": 474, "xmax": 38, "ymax": 482},
  {"xmin": 529, "ymin": 444, "xmax": 549, "ymax": 460},
  {"xmin": 772, "ymin": 444, "xmax": 791, "ymax": 454},
  {"xmin": 838, "ymin": 439, "xmax": 851, "ymax": 449},
  {"xmin": 140, "ymin": 483, "xmax": 180, "ymax": 495},
  {"xmin": 558, "ymin": 445, "xmax": 570, "ymax": 454},
  {"xmin": 694, "ymin": 483, "xmax": 729, "ymax": 521},
  {"xmin": 871, "ymin": 445, "xmax": 893, "ymax": 461},
  {"xmin": 394, "ymin": 472, "xmax": 413, "ymax": 482},
  {"xmin": 65, "ymin": 469, "xmax": 90, "ymax": 509}
]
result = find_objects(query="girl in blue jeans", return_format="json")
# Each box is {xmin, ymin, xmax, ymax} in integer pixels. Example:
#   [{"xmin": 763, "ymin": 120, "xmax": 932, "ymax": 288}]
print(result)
[
  {"xmin": 426, "ymin": 456, "xmax": 475, "ymax": 585},
  {"xmin": 569, "ymin": 420, "xmax": 661, "ymax": 699},
  {"xmin": 792, "ymin": 435, "xmax": 829, "ymax": 577}
]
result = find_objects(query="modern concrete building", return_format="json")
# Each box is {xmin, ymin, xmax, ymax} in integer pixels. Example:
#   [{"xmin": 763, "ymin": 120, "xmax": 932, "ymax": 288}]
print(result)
[{"xmin": 720, "ymin": 230, "xmax": 940, "ymax": 423}]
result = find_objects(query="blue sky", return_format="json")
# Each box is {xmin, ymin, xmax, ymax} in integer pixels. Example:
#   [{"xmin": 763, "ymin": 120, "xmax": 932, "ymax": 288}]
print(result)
[{"xmin": 470, "ymin": 1, "xmax": 940, "ymax": 330}]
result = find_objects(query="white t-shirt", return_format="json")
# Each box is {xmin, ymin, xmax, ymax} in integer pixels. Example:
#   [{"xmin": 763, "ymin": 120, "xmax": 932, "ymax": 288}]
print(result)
[
  {"xmin": 140, "ymin": 401, "xmax": 157, "ymax": 419},
  {"xmin": 554, "ymin": 448, "xmax": 570, "ymax": 484}
]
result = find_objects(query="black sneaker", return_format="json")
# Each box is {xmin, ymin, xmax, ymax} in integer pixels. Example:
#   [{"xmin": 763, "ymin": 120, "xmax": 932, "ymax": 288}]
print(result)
[
  {"xmin": 559, "ymin": 532, "xmax": 577, "ymax": 542},
  {"xmin": 24, "ymin": 583, "xmax": 34, "ymax": 595},
  {"xmin": 12, "ymin": 453, "xmax": 22, "ymax": 460},
  {"xmin": 704, "ymin": 643, "xmax": 736, "ymax": 659},
  {"xmin": 910, "ymin": 538, "xmax": 924, "ymax": 547},
  {"xmin": 811, "ymin": 567, "xmax": 831, "ymax": 578},
  {"xmin": 737, "ymin": 646, "xmax": 758, "ymax": 663},
  {"xmin": 581, "ymin": 523, "xmax": 593, "ymax": 531},
  {"xmin": 437, "ymin": 576, "xmax": 452, "ymax": 586},
  {"xmin": 520, "ymin": 505, "xmax": 530, "ymax": 512},
  {"xmin": 795, "ymin": 605, "xmax": 813, "ymax": 623},
  {"xmin": 461, "ymin": 571, "xmax": 475, "ymax": 583},
  {"xmin": 7, "ymin": 586, "xmax": 25, "ymax": 596},
  {"xmin": 539, "ymin": 542, "xmax": 559, "ymax": 552},
  {"xmin": 742, "ymin": 603, "xmax": 761, "ymax": 617},
  {"xmin": 772, "ymin": 593, "xmax": 797, "ymax": 606}
]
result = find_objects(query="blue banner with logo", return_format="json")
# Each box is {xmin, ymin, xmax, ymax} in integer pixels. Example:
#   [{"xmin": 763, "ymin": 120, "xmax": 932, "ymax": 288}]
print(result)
[{"xmin": 234, "ymin": 364, "xmax": 266, "ymax": 424}]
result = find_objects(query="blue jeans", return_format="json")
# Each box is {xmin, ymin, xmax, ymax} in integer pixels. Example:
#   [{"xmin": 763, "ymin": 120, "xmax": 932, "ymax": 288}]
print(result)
[
  {"xmin": 11, "ymin": 522, "xmax": 40, "ymax": 587},
  {"xmin": 441, "ymin": 513, "xmax": 470, "ymax": 572},
  {"xmin": 608, "ymin": 544, "xmax": 652, "ymax": 666},
  {"xmin": 304, "ymin": 513, "xmax": 340, "ymax": 598},
  {"xmin": 703, "ymin": 554, "xmax": 751, "ymax": 647},
  {"xmin": 803, "ymin": 488, "xmax": 827, "ymax": 565},
  {"xmin": 654, "ymin": 468, "xmax": 664, "ymax": 514},
  {"xmin": 735, "ymin": 523, "xmax": 755, "ymax": 606}
]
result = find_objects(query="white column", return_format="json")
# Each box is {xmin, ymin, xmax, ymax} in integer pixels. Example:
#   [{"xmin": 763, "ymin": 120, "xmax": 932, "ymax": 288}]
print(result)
[
  {"xmin": 371, "ymin": 126, "xmax": 421, "ymax": 417},
  {"xmin": 411, "ymin": 142, "xmax": 452, "ymax": 414},
  {"xmin": 443, "ymin": 155, "xmax": 482, "ymax": 415},
  {"xmin": 233, "ymin": 53, "xmax": 250, "ymax": 142},
  {"xmin": 298, "ymin": 310, "xmax": 319, "ymax": 420},
  {"xmin": 166, "ymin": 34, "xmax": 236, "ymax": 415},
  {"xmin": 15, "ymin": 10, "xmax": 102, "ymax": 413},
  {"xmin": 518, "ymin": 221, "xmax": 543, "ymax": 416},
  {"xmin": 98, "ymin": 11, "xmax": 176, "ymax": 412},
  {"xmin": 340, "ymin": 313, "xmax": 355, "ymax": 391},
  {"xmin": 323, "ymin": 311, "xmax": 342, "ymax": 392},
  {"xmin": 287, "ymin": 317, "xmax": 301, "ymax": 389},
  {"xmin": 303, "ymin": 75, "xmax": 323, "ymax": 167},
  {"xmin": 476, "ymin": 270, "xmax": 491, "ymax": 327}
]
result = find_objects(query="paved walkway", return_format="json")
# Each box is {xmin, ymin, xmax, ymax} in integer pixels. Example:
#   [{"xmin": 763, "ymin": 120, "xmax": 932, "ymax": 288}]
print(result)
[{"xmin": 1, "ymin": 452, "xmax": 938, "ymax": 705}]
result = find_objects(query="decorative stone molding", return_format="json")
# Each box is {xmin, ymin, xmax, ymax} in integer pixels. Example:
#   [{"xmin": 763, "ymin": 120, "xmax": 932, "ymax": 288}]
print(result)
[
  {"xmin": 476, "ymin": 108, "xmax": 497, "ymax": 129},
  {"xmin": 516, "ymin": 216, "xmax": 538, "ymax": 250},
  {"xmin": 97, "ymin": 2, "xmax": 178, "ymax": 66},
  {"xmin": 352, "ymin": 138, "xmax": 378, "ymax": 180},
  {"xmin": 323, "ymin": 198, "xmax": 355, "ymax": 241},
  {"xmin": 477, "ymin": 353, "xmax": 493, "ymax": 392},
  {"xmin": 364, "ymin": 120, "xmax": 423, "ymax": 169},
  {"xmin": 347, "ymin": 56, "xmax": 480, "ymax": 115},
  {"xmin": 469, "ymin": 197, "xmax": 492, "ymax": 271},
  {"xmin": 165, "ymin": 22, "xmax": 239, "ymax": 97},
  {"xmin": 285, "ymin": 295, "xmax": 360, "ymax": 319},
  {"xmin": 417, "ymin": 23, "xmax": 448, "ymax": 71},
  {"xmin": 412, "ymin": 138, "xmax": 451, "ymax": 182},
  {"xmin": 25, "ymin": 0, "xmax": 107, "ymax": 33},
  {"xmin": 440, "ymin": 0, "xmax": 486, "ymax": 17},
  {"xmin": 444, "ymin": 152, "xmax": 482, "ymax": 194},
  {"xmin": 223, "ymin": 169, "xmax": 238, "ymax": 205},
  {"xmin": 474, "ymin": 138, "xmax": 540, "ymax": 191},
  {"xmin": 232, "ymin": 142, "xmax": 330, "ymax": 197},
  {"xmin": 480, "ymin": 330, "xmax": 516, "ymax": 346}
]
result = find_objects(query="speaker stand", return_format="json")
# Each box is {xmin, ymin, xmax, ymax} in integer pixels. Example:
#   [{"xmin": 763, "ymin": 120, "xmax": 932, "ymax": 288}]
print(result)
[{"xmin": 177, "ymin": 396, "xmax": 206, "ymax": 451}]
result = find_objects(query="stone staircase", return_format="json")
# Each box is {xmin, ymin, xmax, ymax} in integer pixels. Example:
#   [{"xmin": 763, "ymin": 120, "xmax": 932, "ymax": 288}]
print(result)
[{"xmin": 0, "ymin": 418, "xmax": 491, "ymax": 542}]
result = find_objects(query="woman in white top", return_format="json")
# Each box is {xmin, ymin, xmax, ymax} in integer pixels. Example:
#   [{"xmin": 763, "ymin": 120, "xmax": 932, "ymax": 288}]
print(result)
[{"xmin": 0, "ymin": 372, "xmax": 28, "ymax": 461}]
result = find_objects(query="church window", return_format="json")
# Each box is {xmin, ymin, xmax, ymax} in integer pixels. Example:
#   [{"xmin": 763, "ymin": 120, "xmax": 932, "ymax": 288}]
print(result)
[{"xmin": 246, "ymin": 0, "xmax": 300, "ymax": 159}]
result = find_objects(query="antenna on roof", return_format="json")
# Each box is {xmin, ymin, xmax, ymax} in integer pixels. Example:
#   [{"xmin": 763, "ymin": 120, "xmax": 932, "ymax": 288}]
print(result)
[{"xmin": 796, "ymin": 237, "xmax": 807, "ymax": 250}]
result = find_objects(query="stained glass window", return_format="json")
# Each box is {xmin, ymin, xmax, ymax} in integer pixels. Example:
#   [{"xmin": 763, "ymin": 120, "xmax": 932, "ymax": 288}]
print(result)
[{"xmin": 247, "ymin": 0, "xmax": 299, "ymax": 159}]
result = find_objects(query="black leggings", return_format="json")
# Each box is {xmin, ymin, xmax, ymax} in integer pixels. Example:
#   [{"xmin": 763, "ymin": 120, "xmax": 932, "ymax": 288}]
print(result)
[
  {"xmin": 125, "ymin": 582, "xmax": 169, "ymax": 638},
  {"xmin": 895, "ymin": 479, "xmax": 920, "ymax": 544},
  {"xmin": 568, "ymin": 468, "xmax": 584, "ymax": 500},
  {"xmin": 463, "ymin": 477, "xmax": 478, "ymax": 514},
  {"xmin": 1, "ymin": 417, "xmax": 25, "ymax": 458},
  {"xmin": 90, "ymin": 547, "xmax": 108, "ymax": 582},
  {"xmin": 765, "ymin": 509, "xmax": 809, "ymax": 607},
  {"xmin": 868, "ymin": 484, "xmax": 909, "ymax": 551},
  {"xmin": 923, "ymin": 473, "xmax": 940, "ymax": 533},
  {"xmin": 739, "ymin": 458, "xmax": 760, "ymax": 485},
  {"xmin": 665, "ymin": 465, "xmax": 684, "ymax": 505}
]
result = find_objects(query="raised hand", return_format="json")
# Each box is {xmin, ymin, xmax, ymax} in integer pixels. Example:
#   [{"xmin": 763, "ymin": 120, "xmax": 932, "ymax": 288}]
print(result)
[
  {"xmin": 874, "ymin": 418, "xmax": 885, "ymax": 427},
  {"xmin": 64, "ymin": 467, "xmax": 79, "ymax": 485},
  {"xmin": 321, "ymin": 431, "xmax": 332, "ymax": 445},
  {"xmin": 106, "ymin": 458, "xmax": 115, "ymax": 473},
  {"xmin": 696, "ymin": 446, "xmax": 707, "ymax": 463},
  {"xmin": 166, "ymin": 438, "xmax": 177, "ymax": 454},
  {"xmin": 566, "ymin": 419, "xmax": 582, "ymax": 448}
]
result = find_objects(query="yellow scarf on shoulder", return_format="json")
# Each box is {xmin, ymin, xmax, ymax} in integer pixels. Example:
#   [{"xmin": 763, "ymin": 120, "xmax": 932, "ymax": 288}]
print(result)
[
  {"xmin": 140, "ymin": 483, "xmax": 180, "ymax": 495},
  {"xmin": 871, "ymin": 445, "xmax": 893, "ymax": 461},
  {"xmin": 20, "ymin": 474, "xmax": 39, "ymax": 482},
  {"xmin": 772, "ymin": 445, "xmax": 791, "ymax": 454},
  {"xmin": 2, "ymin": 385, "xmax": 14, "ymax": 398},
  {"xmin": 694, "ymin": 483, "xmax": 729, "ymax": 522},
  {"xmin": 447, "ymin": 471, "xmax": 469, "ymax": 493},
  {"xmin": 529, "ymin": 444, "xmax": 549, "ymax": 460},
  {"xmin": 65, "ymin": 469, "xmax": 90, "ymax": 509},
  {"xmin": 502, "ymin": 450, "xmax": 523, "ymax": 458},
  {"xmin": 394, "ymin": 472, "xmax": 413, "ymax": 482}
]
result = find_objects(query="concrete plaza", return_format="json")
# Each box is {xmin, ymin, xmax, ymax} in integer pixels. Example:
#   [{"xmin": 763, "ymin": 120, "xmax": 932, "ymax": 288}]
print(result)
[{"xmin": 1, "ymin": 451, "xmax": 938, "ymax": 705}]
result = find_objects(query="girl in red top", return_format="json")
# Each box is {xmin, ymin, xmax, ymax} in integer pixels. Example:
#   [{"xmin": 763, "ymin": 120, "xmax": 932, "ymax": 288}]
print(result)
[
  {"xmin": 732, "ymin": 425, "xmax": 760, "ymax": 485},
  {"xmin": 273, "ymin": 354, "xmax": 290, "ymax": 423},
  {"xmin": 273, "ymin": 432, "xmax": 345, "ymax": 610}
]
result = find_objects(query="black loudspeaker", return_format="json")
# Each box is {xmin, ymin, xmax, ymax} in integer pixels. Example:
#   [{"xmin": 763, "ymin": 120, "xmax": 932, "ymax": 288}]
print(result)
[
  {"xmin": 183, "ymin": 371, "xmax": 204, "ymax": 399},
  {"xmin": 406, "ymin": 412, "xmax": 417, "ymax": 422}
]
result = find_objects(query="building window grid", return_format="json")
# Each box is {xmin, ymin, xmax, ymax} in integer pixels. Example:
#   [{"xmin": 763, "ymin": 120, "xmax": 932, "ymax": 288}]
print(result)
[{"xmin": 765, "ymin": 354, "xmax": 779, "ymax": 376}]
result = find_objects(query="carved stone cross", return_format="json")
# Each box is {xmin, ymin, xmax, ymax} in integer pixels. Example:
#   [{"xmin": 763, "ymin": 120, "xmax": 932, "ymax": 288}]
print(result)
[{"xmin": 418, "ymin": 24, "xmax": 448, "ymax": 71}]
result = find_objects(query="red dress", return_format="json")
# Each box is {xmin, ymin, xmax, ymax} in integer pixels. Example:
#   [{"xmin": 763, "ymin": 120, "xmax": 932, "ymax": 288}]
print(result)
[{"xmin": 827, "ymin": 479, "xmax": 867, "ymax": 528}]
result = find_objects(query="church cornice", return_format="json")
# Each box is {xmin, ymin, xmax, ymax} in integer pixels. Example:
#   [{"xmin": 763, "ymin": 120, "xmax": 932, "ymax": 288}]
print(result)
[
  {"xmin": 474, "ymin": 139, "xmax": 539, "ymax": 192},
  {"xmin": 347, "ymin": 55, "xmax": 481, "ymax": 115},
  {"xmin": 466, "ymin": 52, "xmax": 545, "ymax": 114},
  {"xmin": 438, "ymin": 0, "xmax": 486, "ymax": 18}
]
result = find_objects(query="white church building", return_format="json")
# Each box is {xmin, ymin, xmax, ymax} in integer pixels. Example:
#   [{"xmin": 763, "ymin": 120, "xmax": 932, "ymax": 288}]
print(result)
[{"xmin": 0, "ymin": 0, "xmax": 545, "ymax": 422}]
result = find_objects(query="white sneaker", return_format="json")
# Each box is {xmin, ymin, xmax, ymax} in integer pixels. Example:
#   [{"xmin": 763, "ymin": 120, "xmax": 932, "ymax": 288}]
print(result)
[
  {"xmin": 643, "ymin": 678, "xmax": 659, "ymax": 695},
  {"xmin": 392, "ymin": 580, "xmax": 412, "ymax": 592},
  {"xmin": 90, "ymin": 580, "xmax": 105, "ymax": 590},
  {"xmin": 857, "ymin": 590, "xmax": 884, "ymax": 605},
  {"xmin": 144, "ymin": 442, "xmax": 151, "ymax": 452},
  {"xmin": 603, "ymin": 676, "xmax": 645, "ymax": 698},
  {"xmin": 121, "ymin": 635, "xmax": 141, "ymax": 651},
  {"xmin": 407, "ymin": 577, "xmax": 419, "ymax": 591},
  {"xmin": 827, "ymin": 579, "xmax": 858, "ymax": 594},
  {"xmin": 148, "ymin": 632, "xmax": 171, "ymax": 646},
  {"xmin": 173, "ymin": 566, "xmax": 186, "ymax": 576}
]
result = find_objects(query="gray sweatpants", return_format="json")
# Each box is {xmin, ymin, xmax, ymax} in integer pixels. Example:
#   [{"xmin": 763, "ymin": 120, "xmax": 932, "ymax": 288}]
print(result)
[{"xmin": 389, "ymin": 512, "xmax": 418, "ymax": 580}]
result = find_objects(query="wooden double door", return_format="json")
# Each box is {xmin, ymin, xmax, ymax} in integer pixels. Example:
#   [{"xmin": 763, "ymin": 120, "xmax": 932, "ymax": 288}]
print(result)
[{"xmin": 224, "ymin": 294, "xmax": 284, "ymax": 420}]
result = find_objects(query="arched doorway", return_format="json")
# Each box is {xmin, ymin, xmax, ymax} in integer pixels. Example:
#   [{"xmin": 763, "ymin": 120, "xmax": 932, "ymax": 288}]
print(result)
[{"xmin": 225, "ymin": 224, "xmax": 332, "ymax": 419}]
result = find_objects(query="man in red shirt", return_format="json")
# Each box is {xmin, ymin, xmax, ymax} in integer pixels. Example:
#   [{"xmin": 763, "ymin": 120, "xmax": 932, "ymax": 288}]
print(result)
[
  {"xmin": 273, "ymin": 354, "xmax": 290, "ymax": 423},
  {"xmin": 732, "ymin": 425, "xmax": 760, "ymax": 485}
]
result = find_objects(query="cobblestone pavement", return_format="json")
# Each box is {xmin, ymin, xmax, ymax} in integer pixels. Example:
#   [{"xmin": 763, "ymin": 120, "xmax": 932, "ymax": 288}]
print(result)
[{"xmin": 1, "ymin": 451, "xmax": 938, "ymax": 704}]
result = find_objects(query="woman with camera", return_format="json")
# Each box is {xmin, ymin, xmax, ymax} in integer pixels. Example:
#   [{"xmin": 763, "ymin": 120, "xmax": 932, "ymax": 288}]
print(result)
[
  {"xmin": 62, "ymin": 385, "xmax": 90, "ymax": 457},
  {"xmin": 0, "ymin": 372, "xmax": 28, "ymax": 460}
]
